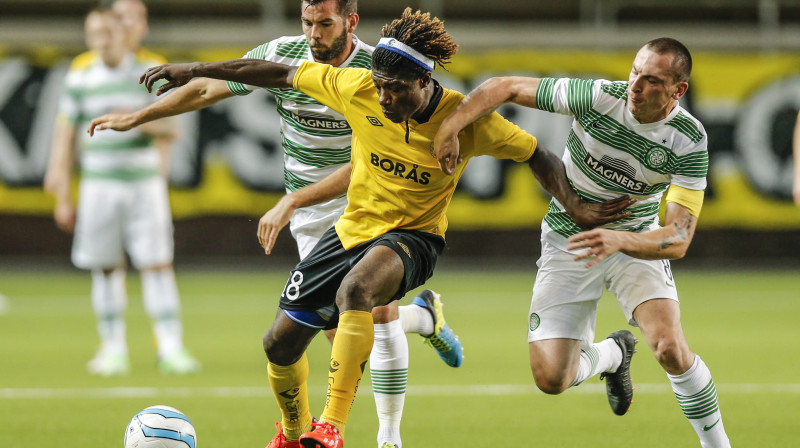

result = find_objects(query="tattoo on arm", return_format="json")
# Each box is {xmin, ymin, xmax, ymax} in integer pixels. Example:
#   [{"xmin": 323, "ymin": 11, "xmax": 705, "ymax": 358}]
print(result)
[
  {"xmin": 659, "ymin": 213, "xmax": 694, "ymax": 251},
  {"xmin": 674, "ymin": 214, "xmax": 692, "ymax": 240}
]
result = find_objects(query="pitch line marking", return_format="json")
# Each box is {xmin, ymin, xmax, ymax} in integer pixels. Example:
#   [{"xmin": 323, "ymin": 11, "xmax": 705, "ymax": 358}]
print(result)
[{"xmin": 1, "ymin": 383, "xmax": 799, "ymax": 399}]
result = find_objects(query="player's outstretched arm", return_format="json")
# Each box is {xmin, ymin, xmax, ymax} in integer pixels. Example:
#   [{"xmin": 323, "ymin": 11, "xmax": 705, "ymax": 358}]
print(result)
[
  {"xmin": 567, "ymin": 202, "xmax": 698, "ymax": 267},
  {"xmin": 88, "ymin": 78, "xmax": 233, "ymax": 136},
  {"xmin": 140, "ymin": 59, "xmax": 297, "ymax": 96},
  {"xmin": 793, "ymin": 114, "xmax": 800, "ymax": 205},
  {"xmin": 528, "ymin": 144, "xmax": 635, "ymax": 230},
  {"xmin": 258, "ymin": 163, "xmax": 352, "ymax": 255},
  {"xmin": 435, "ymin": 76, "xmax": 541, "ymax": 175}
]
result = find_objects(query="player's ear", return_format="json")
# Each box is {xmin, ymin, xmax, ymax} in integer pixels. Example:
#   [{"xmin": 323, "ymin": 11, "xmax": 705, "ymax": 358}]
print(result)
[
  {"xmin": 418, "ymin": 72, "xmax": 432, "ymax": 89},
  {"xmin": 347, "ymin": 12, "xmax": 359, "ymax": 33},
  {"xmin": 673, "ymin": 81, "xmax": 688, "ymax": 100}
]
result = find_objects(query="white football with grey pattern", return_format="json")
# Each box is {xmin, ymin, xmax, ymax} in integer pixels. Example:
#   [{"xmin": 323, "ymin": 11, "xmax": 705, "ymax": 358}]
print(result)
[{"xmin": 124, "ymin": 405, "xmax": 196, "ymax": 448}]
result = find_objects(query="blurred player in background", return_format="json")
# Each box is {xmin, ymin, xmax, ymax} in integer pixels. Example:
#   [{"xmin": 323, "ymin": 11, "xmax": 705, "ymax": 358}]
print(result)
[
  {"xmin": 44, "ymin": 4, "xmax": 200, "ymax": 376},
  {"xmin": 435, "ymin": 37, "xmax": 731, "ymax": 447},
  {"xmin": 111, "ymin": 0, "xmax": 175, "ymax": 172},
  {"xmin": 112, "ymin": 0, "xmax": 148, "ymax": 53},
  {"xmin": 135, "ymin": 7, "xmax": 632, "ymax": 447},
  {"xmin": 793, "ymin": 112, "xmax": 800, "ymax": 205},
  {"xmin": 88, "ymin": 1, "xmax": 463, "ymax": 447}
]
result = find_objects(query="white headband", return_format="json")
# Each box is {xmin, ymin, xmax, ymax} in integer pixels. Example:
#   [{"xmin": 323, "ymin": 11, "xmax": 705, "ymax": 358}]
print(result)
[{"xmin": 376, "ymin": 37, "xmax": 435, "ymax": 72}]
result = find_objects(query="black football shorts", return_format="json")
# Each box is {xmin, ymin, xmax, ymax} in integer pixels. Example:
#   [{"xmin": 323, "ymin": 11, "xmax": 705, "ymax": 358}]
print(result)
[{"xmin": 278, "ymin": 226, "xmax": 445, "ymax": 330}]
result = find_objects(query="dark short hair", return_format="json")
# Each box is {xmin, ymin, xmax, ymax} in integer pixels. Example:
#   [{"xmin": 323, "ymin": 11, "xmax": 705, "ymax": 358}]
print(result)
[
  {"xmin": 645, "ymin": 37, "xmax": 692, "ymax": 83},
  {"xmin": 303, "ymin": 0, "xmax": 357, "ymax": 16}
]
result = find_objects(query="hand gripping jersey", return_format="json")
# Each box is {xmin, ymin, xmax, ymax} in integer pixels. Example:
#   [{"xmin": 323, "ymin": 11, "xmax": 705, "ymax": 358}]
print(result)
[{"xmin": 534, "ymin": 78, "xmax": 708, "ymax": 250}]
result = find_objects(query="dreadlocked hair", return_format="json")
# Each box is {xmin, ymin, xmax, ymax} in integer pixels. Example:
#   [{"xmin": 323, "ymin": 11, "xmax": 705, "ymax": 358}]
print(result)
[{"xmin": 372, "ymin": 7, "xmax": 458, "ymax": 80}]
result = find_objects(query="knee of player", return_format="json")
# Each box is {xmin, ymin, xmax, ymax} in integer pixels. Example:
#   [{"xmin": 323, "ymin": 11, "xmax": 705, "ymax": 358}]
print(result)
[
  {"xmin": 262, "ymin": 329, "xmax": 298, "ymax": 365},
  {"xmin": 335, "ymin": 277, "xmax": 376, "ymax": 311},
  {"xmin": 262, "ymin": 330, "xmax": 276, "ymax": 357},
  {"xmin": 651, "ymin": 336, "xmax": 691, "ymax": 371},
  {"xmin": 370, "ymin": 304, "xmax": 398, "ymax": 323},
  {"xmin": 530, "ymin": 366, "xmax": 570, "ymax": 395}
]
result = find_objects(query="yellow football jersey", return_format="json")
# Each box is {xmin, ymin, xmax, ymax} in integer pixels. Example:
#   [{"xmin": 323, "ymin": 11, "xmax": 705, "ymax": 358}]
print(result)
[{"xmin": 294, "ymin": 61, "xmax": 537, "ymax": 249}]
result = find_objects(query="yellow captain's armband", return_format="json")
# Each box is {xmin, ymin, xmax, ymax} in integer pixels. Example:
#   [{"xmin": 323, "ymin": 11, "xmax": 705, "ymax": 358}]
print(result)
[{"xmin": 665, "ymin": 185, "xmax": 704, "ymax": 217}]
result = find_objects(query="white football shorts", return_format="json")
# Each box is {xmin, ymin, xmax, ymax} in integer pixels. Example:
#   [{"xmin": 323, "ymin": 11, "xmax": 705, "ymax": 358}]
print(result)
[
  {"xmin": 290, "ymin": 196, "xmax": 347, "ymax": 260},
  {"xmin": 71, "ymin": 177, "xmax": 174, "ymax": 270},
  {"xmin": 527, "ymin": 240, "xmax": 679, "ymax": 348}
]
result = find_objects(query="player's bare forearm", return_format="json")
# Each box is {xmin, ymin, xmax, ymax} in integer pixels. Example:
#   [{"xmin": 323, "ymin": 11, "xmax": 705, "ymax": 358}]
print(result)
[
  {"xmin": 147, "ymin": 78, "xmax": 231, "ymax": 119},
  {"xmin": 287, "ymin": 163, "xmax": 351, "ymax": 209},
  {"xmin": 442, "ymin": 77, "xmax": 540, "ymax": 136},
  {"xmin": 528, "ymin": 144, "xmax": 577, "ymax": 209},
  {"xmin": 645, "ymin": 202, "xmax": 697, "ymax": 259},
  {"xmin": 141, "ymin": 60, "xmax": 296, "ymax": 96},
  {"xmin": 528, "ymin": 144, "xmax": 634, "ymax": 229},
  {"xmin": 140, "ymin": 116, "xmax": 179, "ymax": 140},
  {"xmin": 44, "ymin": 120, "xmax": 77, "ymax": 200},
  {"xmin": 88, "ymin": 79, "xmax": 232, "ymax": 136},
  {"xmin": 568, "ymin": 202, "xmax": 697, "ymax": 265},
  {"xmin": 435, "ymin": 77, "xmax": 542, "ymax": 175},
  {"xmin": 258, "ymin": 163, "xmax": 351, "ymax": 254}
]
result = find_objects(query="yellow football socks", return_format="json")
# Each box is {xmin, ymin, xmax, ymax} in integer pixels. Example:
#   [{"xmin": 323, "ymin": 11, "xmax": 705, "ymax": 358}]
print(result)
[
  {"xmin": 320, "ymin": 310, "xmax": 374, "ymax": 436},
  {"xmin": 268, "ymin": 353, "xmax": 311, "ymax": 441}
]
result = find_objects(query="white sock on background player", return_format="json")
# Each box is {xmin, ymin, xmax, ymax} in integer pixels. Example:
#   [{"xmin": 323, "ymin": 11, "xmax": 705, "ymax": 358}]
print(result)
[
  {"xmin": 141, "ymin": 268, "xmax": 184, "ymax": 357},
  {"xmin": 91, "ymin": 268, "xmax": 128, "ymax": 354}
]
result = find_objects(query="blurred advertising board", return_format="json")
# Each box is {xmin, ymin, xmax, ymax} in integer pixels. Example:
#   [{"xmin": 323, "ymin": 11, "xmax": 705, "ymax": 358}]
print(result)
[{"xmin": 1, "ymin": 47, "xmax": 799, "ymax": 229}]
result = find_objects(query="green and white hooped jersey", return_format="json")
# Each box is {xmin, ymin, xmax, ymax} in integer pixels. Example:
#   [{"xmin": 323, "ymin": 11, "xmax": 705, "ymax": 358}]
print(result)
[
  {"xmin": 59, "ymin": 51, "xmax": 164, "ymax": 181},
  {"xmin": 226, "ymin": 35, "xmax": 374, "ymax": 194},
  {"xmin": 535, "ymin": 78, "xmax": 708, "ymax": 250}
]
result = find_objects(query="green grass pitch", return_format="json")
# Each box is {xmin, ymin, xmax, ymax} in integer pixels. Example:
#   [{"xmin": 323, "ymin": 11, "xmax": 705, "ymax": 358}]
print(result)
[{"xmin": 0, "ymin": 264, "xmax": 797, "ymax": 447}]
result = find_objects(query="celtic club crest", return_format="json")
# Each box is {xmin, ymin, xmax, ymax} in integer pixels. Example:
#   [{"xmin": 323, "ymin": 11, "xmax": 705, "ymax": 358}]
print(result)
[
  {"xmin": 529, "ymin": 313, "xmax": 540, "ymax": 331},
  {"xmin": 645, "ymin": 145, "xmax": 668, "ymax": 170}
]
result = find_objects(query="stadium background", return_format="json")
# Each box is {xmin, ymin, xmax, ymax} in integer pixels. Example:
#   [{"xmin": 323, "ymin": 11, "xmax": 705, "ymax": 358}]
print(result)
[
  {"xmin": 1, "ymin": 0, "xmax": 799, "ymax": 264},
  {"xmin": 1, "ymin": 2, "xmax": 799, "ymax": 448}
]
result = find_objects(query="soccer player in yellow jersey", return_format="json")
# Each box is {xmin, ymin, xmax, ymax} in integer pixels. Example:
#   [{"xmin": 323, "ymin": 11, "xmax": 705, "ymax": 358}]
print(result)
[
  {"xmin": 90, "ymin": 3, "xmax": 466, "ymax": 446},
  {"xmin": 139, "ymin": 8, "xmax": 633, "ymax": 447}
]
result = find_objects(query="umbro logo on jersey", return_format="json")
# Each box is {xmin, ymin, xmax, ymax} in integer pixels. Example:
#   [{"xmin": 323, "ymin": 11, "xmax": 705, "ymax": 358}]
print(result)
[{"xmin": 366, "ymin": 116, "xmax": 383, "ymax": 126}]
